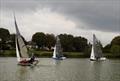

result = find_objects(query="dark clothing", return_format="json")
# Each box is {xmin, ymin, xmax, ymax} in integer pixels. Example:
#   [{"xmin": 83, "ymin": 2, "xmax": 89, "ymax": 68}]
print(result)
[
  {"xmin": 19, "ymin": 54, "xmax": 35, "ymax": 64},
  {"xmin": 28, "ymin": 55, "xmax": 35, "ymax": 63}
]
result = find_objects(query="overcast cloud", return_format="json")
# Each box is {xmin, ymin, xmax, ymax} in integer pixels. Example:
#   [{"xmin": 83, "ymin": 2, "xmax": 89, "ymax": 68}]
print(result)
[{"xmin": 0, "ymin": 0, "xmax": 120, "ymax": 46}]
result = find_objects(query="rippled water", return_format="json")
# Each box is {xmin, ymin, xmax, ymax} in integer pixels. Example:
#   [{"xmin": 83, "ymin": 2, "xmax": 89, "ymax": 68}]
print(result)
[{"xmin": 0, "ymin": 57, "xmax": 120, "ymax": 81}]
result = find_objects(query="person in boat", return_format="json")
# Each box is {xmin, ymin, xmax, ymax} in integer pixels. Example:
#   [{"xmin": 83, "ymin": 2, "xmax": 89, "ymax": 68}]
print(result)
[
  {"xmin": 28, "ymin": 53, "xmax": 35, "ymax": 64},
  {"xmin": 19, "ymin": 53, "xmax": 35, "ymax": 64}
]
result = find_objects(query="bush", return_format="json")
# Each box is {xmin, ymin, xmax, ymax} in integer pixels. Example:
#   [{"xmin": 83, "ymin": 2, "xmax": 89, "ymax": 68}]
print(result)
[{"xmin": 110, "ymin": 45, "xmax": 120, "ymax": 55}]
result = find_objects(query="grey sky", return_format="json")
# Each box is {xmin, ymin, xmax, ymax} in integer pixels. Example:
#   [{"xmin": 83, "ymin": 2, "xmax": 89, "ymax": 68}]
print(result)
[
  {"xmin": 1, "ymin": 0, "xmax": 120, "ymax": 32},
  {"xmin": 0, "ymin": 0, "xmax": 120, "ymax": 46}
]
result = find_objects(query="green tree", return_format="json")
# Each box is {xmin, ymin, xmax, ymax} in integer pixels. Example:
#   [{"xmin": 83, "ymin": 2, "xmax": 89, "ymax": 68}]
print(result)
[
  {"xmin": 0, "ymin": 38, "xmax": 2, "ymax": 53},
  {"xmin": 0, "ymin": 28, "xmax": 10, "ymax": 50},
  {"xmin": 111, "ymin": 45, "xmax": 120, "ymax": 55},
  {"xmin": 32, "ymin": 32, "xmax": 46, "ymax": 48},
  {"xmin": 73, "ymin": 36, "xmax": 88, "ymax": 52},
  {"xmin": 111, "ymin": 36, "xmax": 120, "ymax": 46},
  {"xmin": 45, "ymin": 34, "xmax": 56, "ymax": 49},
  {"xmin": 103, "ymin": 44, "xmax": 111, "ymax": 53},
  {"xmin": 110, "ymin": 36, "xmax": 120, "ymax": 55},
  {"xmin": 84, "ymin": 42, "xmax": 91, "ymax": 55},
  {"xmin": 59, "ymin": 34, "xmax": 74, "ymax": 52},
  {"xmin": 0, "ymin": 28, "xmax": 10, "ymax": 42},
  {"xmin": 9, "ymin": 34, "xmax": 16, "ymax": 49}
]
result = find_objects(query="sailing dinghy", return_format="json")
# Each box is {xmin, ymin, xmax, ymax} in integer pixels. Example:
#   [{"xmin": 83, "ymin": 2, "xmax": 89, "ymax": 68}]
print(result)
[
  {"xmin": 14, "ymin": 16, "xmax": 39, "ymax": 66},
  {"xmin": 90, "ymin": 34, "xmax": 106, "ymax": 61},
  {"xmin": 52, "ymin": 36, "xmax": 66, "ymax": 60}
]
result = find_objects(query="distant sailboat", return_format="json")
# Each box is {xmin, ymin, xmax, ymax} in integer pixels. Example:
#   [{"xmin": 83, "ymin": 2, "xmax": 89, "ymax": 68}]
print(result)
[
  {"xmin": 14, "ymin": 15, "xmax": 38, "ymax": 66},
  {"xmin": 90, "ymin": 34, "xmax": 106, "ymax": 61},
  {"xmin": 52, "ymin": 36, "xmax": 66, "ymax": 60}
]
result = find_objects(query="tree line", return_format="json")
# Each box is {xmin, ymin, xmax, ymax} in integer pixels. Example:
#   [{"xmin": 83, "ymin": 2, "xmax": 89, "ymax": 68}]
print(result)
[
  {"xmin": 103, "ymin": 35, "xmax": 120, "ymax": 56},
  {"xmin": 32, "ymin": 32, "xmax": 90, "ymax": 52},
  {"xmin": 0, "ymin": 28, "xmax": 90, "ymax": 52},
  {"xmin": 0, "ymin": 28, "xmax": 120, "ymax": 56}
]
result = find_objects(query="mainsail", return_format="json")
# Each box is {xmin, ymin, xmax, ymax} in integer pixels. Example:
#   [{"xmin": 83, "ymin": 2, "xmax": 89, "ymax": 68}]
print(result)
[{"xmin": 14, "ymin": 16, "xmax": 29, "ymax": 62}]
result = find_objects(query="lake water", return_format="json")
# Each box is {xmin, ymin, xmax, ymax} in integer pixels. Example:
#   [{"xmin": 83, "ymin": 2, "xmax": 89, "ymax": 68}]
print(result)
[{"xmin": 0, "ymin": 58, "xmax": 120, "ymax": 81}]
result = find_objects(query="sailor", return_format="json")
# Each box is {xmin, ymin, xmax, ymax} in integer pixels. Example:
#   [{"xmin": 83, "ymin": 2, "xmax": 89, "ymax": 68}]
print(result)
[{"xmin": 28, "ymin": 53, "xmax": 35, "ymax": 63}]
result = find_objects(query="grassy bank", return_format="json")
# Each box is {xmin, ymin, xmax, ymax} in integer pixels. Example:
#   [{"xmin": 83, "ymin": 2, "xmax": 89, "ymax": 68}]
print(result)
[
  {"xmin": 34, "ymin": 51, "xmax": 89, "ymax": 58},
  {"xmin": 104, "ymin": 53, "xmax": 120, "ymax": 58},
  {"xmin": 0, "ymin": 50, "xmax": 120, "ymax": 58},
  {"xmin": 0, "ymin": 50, "xmax": 89, "ymax": 58},
  {"xmin": 0, "ymin": 50, "xmax": 16, "ymax": 57}
]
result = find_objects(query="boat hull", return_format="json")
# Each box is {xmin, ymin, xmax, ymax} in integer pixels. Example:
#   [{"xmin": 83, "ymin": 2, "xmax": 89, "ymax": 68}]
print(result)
[
  {"xmin": 53, "ymin": 57, "xmax": 66, "ymax": 60},
  {"xmin": 90, "ymin": 57, "xmax": 106, "ymax": 61},
  {"xmin": 18, "ymin": 60, "xmax": 39, "ymax": 66}
]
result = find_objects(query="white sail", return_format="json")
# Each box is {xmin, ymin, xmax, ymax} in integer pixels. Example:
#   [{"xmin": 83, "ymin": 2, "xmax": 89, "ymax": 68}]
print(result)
[
  {"xmin": 52, "ymin": 46, "xmax": 56, "ymax": 58},
  {"xmin": 16, "ymin": 35, "xmax": 28, "ymax": 58},
  {"xmin": 16, "ymin": 39, "xmax": 21, "ymax": 62},
  {"xmin": 14, "ymin": 15, "xmax": 29, "ymax": 62},
  {"xmin": 90, "ymin": 45, "xmax": 95, "ymax": 60}
]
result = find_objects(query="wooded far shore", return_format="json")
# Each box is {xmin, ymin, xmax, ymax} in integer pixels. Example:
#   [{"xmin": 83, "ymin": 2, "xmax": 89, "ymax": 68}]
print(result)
[{"xmin": 0, "ymin": 50, "xmax": 120, "ymax": 58}]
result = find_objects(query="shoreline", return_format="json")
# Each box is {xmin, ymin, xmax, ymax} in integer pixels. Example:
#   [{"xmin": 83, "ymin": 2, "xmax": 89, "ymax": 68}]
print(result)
[{"xmin": 0, "ymin": 50, "xmax": 120, "ymax": 58}]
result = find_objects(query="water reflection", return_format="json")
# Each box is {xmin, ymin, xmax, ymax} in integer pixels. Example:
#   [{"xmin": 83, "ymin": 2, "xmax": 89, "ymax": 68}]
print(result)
[
  {"xmin": 16, "ymin": 66, "xmax": 29, "ymax": 81},
  {"xmin": 89, "ymin": 61, "xmax": 103, "ymax": 81},
  {"xmin": 53, "ymin": 60, "xmax": 61, "ymax": 65}
]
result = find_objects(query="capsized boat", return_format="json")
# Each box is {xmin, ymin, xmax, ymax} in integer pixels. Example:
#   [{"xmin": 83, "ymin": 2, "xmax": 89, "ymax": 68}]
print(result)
[
  {"xmin": 14, "ymin": 15, "xmax": 39, "ymax": 66},
  {"xmin": 90, "ymin": 34, "xmax": 106, "ymax": 61}
]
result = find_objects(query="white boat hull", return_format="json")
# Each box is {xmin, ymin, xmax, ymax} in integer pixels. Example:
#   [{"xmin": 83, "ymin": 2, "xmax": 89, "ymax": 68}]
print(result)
[
  {"xmin": 100, "ymin": 57, "xmax": 106, "ymax": 60},
  {"xmin": 90, "ymin": 57, "xmax": 106, "ymax": 61},
  {"xmin": 53, "ymin": 57, "xmax": 66, "ymax": 60}
]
